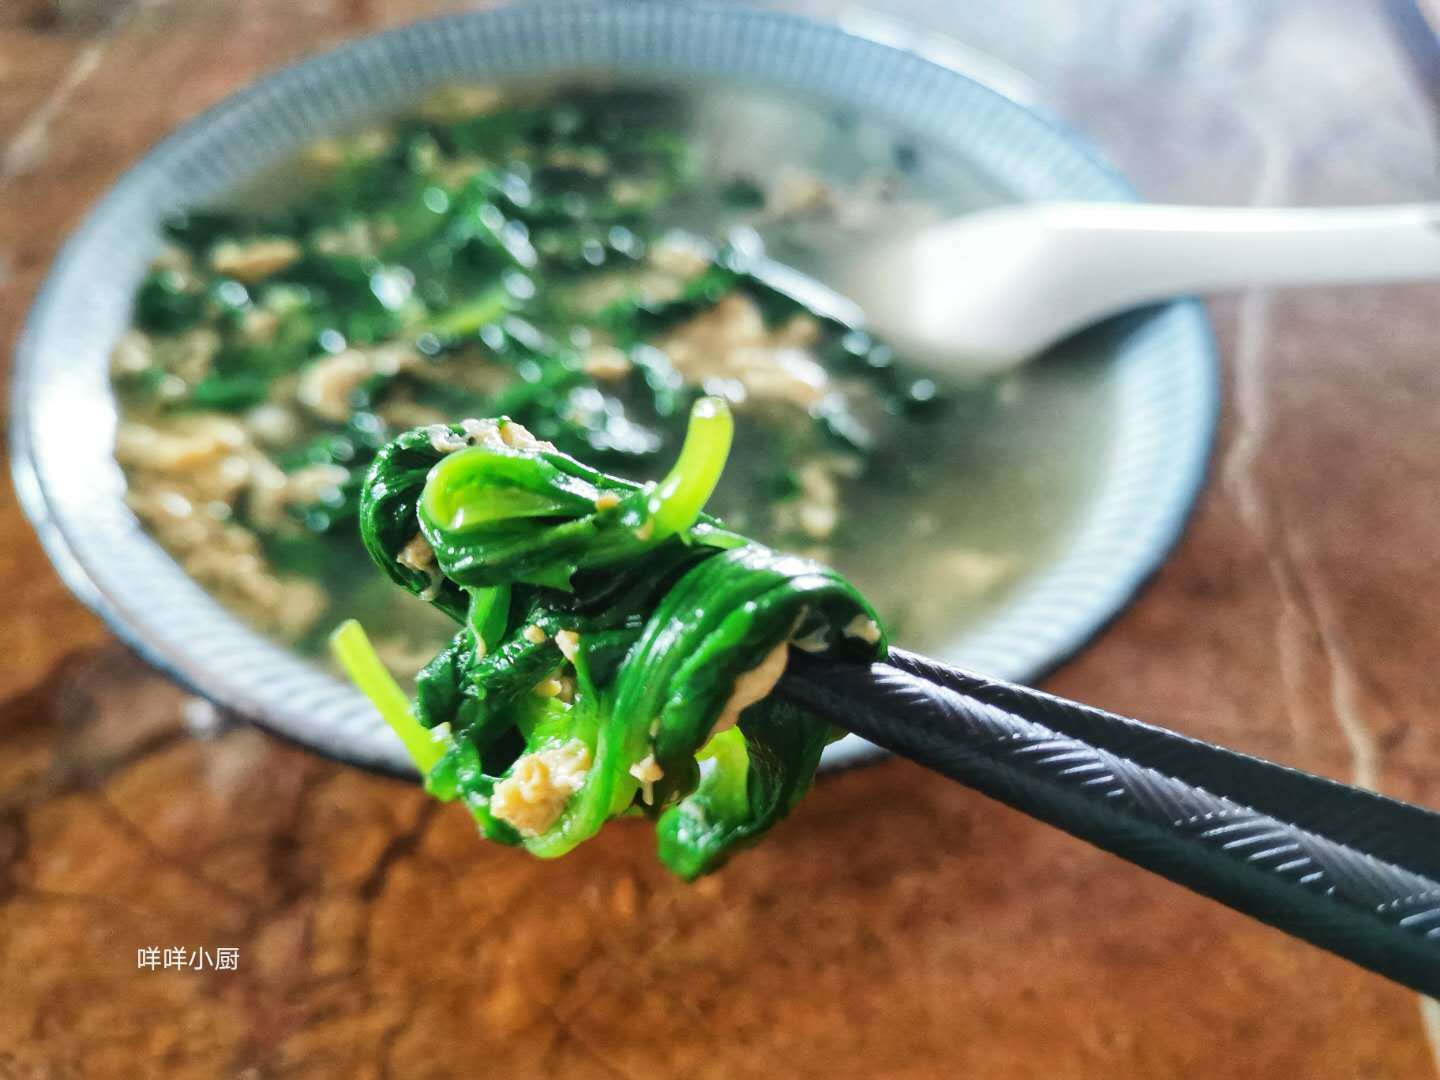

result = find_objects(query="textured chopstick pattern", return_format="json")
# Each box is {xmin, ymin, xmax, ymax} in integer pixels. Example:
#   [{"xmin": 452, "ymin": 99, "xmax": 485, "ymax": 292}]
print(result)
[{"xmin": 779, "ymin": 649, "xmax": 1440, "ymax": 994}]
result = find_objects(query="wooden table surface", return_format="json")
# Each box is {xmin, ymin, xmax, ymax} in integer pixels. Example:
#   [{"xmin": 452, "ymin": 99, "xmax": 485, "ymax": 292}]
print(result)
[{"xmin": 4, "ymin": 1, "xmax": 1440, "ymax": 1076}]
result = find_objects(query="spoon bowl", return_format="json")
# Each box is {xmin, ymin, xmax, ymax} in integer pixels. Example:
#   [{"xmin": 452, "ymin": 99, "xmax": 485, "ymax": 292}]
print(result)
[{"xmin": 842, "ymin": 201, "xmax": 1440, "ymax": 374}]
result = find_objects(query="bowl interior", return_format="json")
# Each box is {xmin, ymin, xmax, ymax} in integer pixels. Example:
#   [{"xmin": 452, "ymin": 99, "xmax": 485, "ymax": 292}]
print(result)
[{"xmin": 12, "ymin": 1, "xmax": 1217, "ymax": 774}]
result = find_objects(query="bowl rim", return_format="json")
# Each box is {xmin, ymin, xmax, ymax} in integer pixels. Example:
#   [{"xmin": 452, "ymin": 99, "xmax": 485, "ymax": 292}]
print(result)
[{"xmin": 10, "ymin": 0, "xmax": 1219, "ymax": 776}]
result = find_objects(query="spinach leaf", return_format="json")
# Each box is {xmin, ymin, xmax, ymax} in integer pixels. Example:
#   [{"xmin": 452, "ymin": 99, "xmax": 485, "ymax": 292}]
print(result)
[{"xmin": 334, "ymin": 398, "xmax": 884, "ymax": 878}]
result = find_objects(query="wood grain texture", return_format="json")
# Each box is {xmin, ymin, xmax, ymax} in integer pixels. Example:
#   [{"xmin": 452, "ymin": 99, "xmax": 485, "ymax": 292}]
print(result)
[{"xmin": 2, "ymin": 1, "xmax": 1439, "ymax": 1076}]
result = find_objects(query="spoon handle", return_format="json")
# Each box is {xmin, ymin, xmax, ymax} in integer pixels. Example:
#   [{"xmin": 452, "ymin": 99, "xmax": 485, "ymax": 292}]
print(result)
[
  {"xmin": 1032, "ymin": 201, "xmax": 1440, "ymax": 300},
  {"xmin": 851, "ymin": 201, "xmax": 1440, "ymax": 369},
  {"xmin": 778, "ymin": 647, "xmax": 1440, "ymax": 994}
]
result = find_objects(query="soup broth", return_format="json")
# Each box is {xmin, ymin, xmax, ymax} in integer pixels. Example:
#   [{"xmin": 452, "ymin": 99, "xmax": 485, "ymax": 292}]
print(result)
[{"xmin": 110, "ymin": 79, "xmax": 1106, "ymax": 679}]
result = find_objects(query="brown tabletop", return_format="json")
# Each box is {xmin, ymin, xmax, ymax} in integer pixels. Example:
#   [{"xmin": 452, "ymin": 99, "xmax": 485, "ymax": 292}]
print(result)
[{"xmin": 4, "ymin": 1, "xmax": 1440, "ymax": 1076}]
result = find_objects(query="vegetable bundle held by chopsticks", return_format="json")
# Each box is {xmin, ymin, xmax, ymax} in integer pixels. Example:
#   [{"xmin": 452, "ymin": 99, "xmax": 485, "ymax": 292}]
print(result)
[{"xmin": 333, "ymin": 397, "xmax": 885, "ymax": 877}]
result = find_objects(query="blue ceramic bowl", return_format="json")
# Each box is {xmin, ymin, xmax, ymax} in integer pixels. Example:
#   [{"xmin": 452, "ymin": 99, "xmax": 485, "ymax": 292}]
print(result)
[{"xmin": 10, "ymin": 1, "xmax": 1217, "ymax": 774}]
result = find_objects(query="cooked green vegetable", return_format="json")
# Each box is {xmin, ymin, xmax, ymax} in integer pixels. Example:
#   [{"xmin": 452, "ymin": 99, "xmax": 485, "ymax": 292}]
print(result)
[
  {"xmin": 114, "ymin": 82, "xmax": 958, "ymax": 653},
  {"xmin": 334, "ymin": 397, "xmax": 885, "ymax": 877}
]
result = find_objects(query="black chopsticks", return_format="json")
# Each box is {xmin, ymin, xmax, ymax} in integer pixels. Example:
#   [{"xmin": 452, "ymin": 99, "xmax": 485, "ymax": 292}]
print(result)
[{"xmin": 776, "ymin": 647, "xmax": 1440, "ymax": 995}]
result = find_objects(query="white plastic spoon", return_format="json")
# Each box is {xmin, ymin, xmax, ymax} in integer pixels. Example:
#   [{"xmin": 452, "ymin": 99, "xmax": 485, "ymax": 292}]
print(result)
[{"xmin": 832, "ymin": 202, "xmax": 1440, "ymax": 375}]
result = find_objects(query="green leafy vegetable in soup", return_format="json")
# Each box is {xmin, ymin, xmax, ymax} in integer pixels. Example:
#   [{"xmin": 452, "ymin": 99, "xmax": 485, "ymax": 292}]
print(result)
[
  {"xmin": 334, "ymin": 398, "xmax": 884, "ymax": 877},
  {"xmin": 112, "ymin": 81, "xmax": 948, "ymax": 663}
]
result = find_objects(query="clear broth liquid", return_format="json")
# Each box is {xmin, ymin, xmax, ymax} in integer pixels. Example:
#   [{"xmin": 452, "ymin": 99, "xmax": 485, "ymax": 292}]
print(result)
[{"xmin": 140, "ymin": 79, "xmax": 1113, "ymax": 671}]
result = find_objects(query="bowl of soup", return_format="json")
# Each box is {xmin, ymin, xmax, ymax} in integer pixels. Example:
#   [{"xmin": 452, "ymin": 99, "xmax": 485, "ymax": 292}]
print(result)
[{"xmin": 11, "ymin": 1, "xmax": 1216, "ymax": 773}]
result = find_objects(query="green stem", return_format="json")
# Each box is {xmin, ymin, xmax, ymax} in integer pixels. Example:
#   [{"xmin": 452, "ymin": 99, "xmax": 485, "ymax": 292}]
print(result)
[
  {"xmin": 421, "ymin": 456, "xmax": 577, "ymax": 531},
  {"xmin": 696, "ymin": 726, "xmax": 750, "ymax": 820},
  {"xmin": 330, "ymin": 619, "xmax": 446, "ymax": 773},
  {"xmin": 648, "ymin": 396, "xmax": 733, "ymax": 540},
  {"xmin": 422, "ymin": 284, "xmax": 511, "ymax": 337},
  {"xmin": 468, "ymin": 585, "xmax": 512, "ymax": 654}
]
